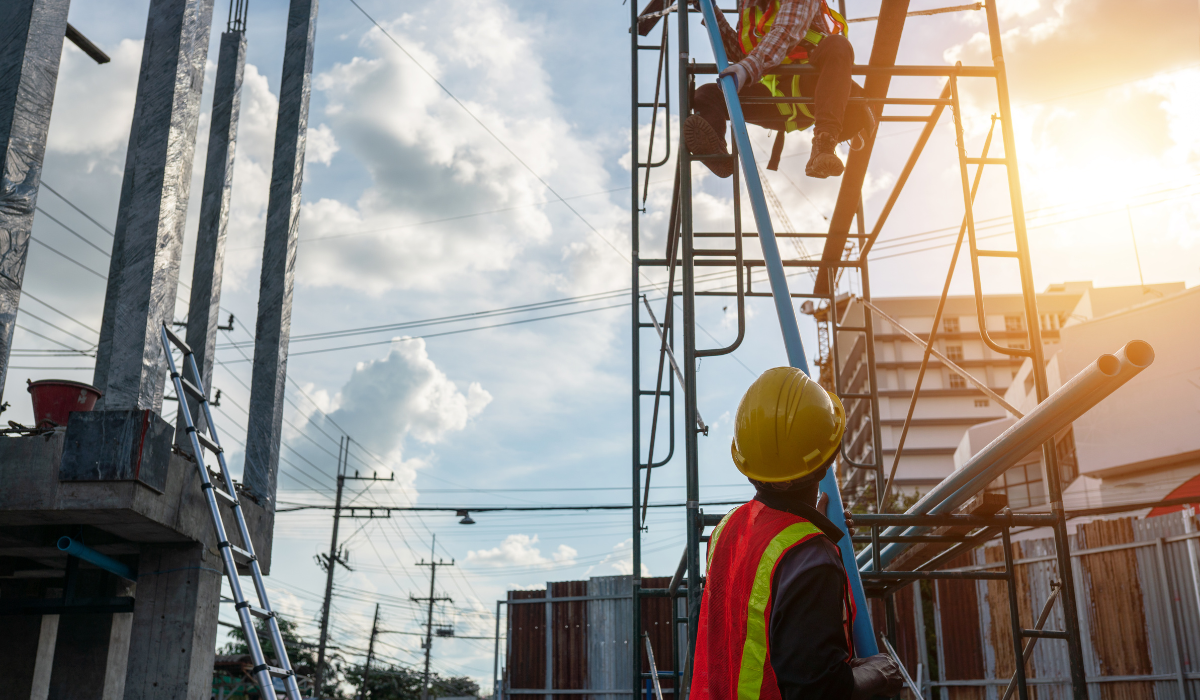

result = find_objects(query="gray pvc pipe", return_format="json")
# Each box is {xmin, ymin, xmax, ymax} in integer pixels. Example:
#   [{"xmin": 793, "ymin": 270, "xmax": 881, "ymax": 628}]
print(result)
[
  {"xmin": 58, "ymin": 536, "xmax": 136, "ymax": 581},
  {"xmin": 859, "ymin": 339, "xmax": 1154, "ymax": 571}
]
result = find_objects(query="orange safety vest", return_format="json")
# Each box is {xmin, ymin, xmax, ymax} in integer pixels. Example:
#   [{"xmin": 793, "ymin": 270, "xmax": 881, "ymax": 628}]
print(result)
[
  {"xmin": 737, "ymin": 0, "xmax": 849, "ymax": 132},
  {"xmin": 689, "ymin": 500, "xmax": 856, "ymax": 700}
]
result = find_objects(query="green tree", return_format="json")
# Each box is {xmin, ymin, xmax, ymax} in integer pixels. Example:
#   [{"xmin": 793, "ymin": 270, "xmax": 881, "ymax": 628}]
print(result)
[
  {"xmin": 220, "ymin": 616, "xmax": 345, "ymax": 698},
  {"xmin": 342, "ymin": 663, "xmax": 480, "ymax": 700}
]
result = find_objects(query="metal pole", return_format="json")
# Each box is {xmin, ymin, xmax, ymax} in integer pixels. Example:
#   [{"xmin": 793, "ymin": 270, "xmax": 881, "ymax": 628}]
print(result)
[
  {"xmin": 420, "ymin": 537, "xmax": 438, "ymax": 700},
  {"xmin": 676, "ymin": 2, "xmax": 707, "ymax": 688},
  {"xmin": 314, "ymin": 437, "xmax": 346, "ymax": 695},
  {"xmin": 630, "ymin": 0, "xmax": 644, "ymax": 695},
  {"xmin": 360, "ymin": 603, "xmax": 380, "ymax": 700},
  {"xmin": 693, "ymin": 0, "xmax": 876, "ymax": 656},
  {"xmin": 1000, "ymin": 521, "xmax": 1028, "ymax": 700},
  {"xmin": 981, "ymin": 4, "xmax": 1086, "ymax": 695},
  {"xmin": 493, "ymin": 600, "xmax": 503, "ymax": 700},
  {"xmin": 1184, "ymin": 508, "xmax": 1200, "ymax": 628},
  {"xmin": 1154, "ymin": 538, "xmax": 1190, "ymax": 700},
  {"xmin": 545, "ymin": 586, "xmax": 553, "ymax": 700}
]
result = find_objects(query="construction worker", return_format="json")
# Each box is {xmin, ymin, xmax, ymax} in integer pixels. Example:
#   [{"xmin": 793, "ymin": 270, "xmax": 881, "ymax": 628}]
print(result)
[
  {"xmin": 684, "ymin": 0, "xmax": 875, "ymax": 179},
  {"xmin": 690, "ymin": 367, "xmax": 904, "ymax": 700}
]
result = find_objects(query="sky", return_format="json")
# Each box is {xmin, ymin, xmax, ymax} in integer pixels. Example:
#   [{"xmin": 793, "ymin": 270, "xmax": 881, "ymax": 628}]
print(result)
[{"xmin": 7, "ymin": 0, "xmax": 1200, "ymax": 690}]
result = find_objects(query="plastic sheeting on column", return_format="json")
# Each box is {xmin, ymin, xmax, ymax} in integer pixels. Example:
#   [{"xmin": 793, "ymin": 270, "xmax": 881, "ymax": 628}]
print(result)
[
  {"xmin": 178, "ymin": 27, "xmax": 247, "ymax": 449},
  {"xmin": 0, "ymin": 0, "xmax": 71, "ymax": 403},
  {"xmin": 93, "ymin": 0, "xmax": 215, "ymax": 413},
  {"xmin": 243, "ymin": 0, "xmax": 320, "ymax": 512}
]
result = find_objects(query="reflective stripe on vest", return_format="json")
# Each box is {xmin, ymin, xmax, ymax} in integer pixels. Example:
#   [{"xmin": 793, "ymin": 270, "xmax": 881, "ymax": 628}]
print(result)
[
  {"xmin": 691, "ymin": 500, "xmax": 856, "ymax": 700},
  {"xmin": 736, "ymin": 519, "xmax": 825, "ymax": 700},
  {"xmin": 736, "ymin": 0, "xmax": 849, "ymax": 131}
]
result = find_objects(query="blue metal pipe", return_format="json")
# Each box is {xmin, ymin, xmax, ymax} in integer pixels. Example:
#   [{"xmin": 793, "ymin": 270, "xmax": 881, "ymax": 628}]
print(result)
[
  {"xmin": 57, "ymin": 536, "xmax": 136, "ymax": 581},
  {"xmin": 695, "ymin": 0, "xmax": 878, "ymax": 657}
]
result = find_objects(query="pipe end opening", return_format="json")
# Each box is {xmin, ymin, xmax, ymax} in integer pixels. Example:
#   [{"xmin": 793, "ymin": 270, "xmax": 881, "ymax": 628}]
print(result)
[
  {"xmin": 57, "ymin": 536, "xmax": 72, "ymax": 551},
  {"xmin": 1096, "ymin": 354, "xmax": 1120, "ymax": 377},
  {"xmin": 1124, "ymin": 340, "xmax": 1155, "ymax": 368}
]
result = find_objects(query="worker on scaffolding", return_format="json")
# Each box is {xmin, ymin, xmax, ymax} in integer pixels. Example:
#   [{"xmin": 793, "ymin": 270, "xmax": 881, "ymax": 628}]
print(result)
[
  {"xmin": 690, "ymin": 367, "xmax": 903, "ymax": 700},
  {"xmin": 684, "ymin": 0, "xmax": 875, "ymax": 179}
]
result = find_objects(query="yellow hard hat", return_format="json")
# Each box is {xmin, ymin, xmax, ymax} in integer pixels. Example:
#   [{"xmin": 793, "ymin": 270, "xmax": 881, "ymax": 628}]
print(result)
[{"xmin": 731, "ymin": 367, "xmax": 846, "ymax": 482}]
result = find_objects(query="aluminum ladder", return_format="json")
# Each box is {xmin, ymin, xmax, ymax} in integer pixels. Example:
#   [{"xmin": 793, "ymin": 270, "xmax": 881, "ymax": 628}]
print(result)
[{"xmin": 160, "ymin": 323, "xmax": 302, "ymax": 700}]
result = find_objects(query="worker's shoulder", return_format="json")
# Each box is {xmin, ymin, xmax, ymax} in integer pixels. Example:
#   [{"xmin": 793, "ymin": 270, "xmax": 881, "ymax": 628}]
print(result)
[{"xmin": 775, "ymin": 532, "xmax": 844, "ymax": 580}]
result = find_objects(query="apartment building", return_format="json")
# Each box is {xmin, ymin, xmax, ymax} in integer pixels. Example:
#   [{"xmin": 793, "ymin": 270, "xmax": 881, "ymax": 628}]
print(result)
[{"xmin": 821, "ymin": 281, "xmax": 1186, "ymax": 501}]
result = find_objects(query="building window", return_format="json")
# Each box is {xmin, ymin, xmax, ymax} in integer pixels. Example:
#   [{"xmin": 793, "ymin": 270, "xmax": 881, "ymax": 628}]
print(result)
[
  {"xmin": 945, "ymin": 344, "xmax": 964, "ymax": 361},
  {"xmin": 943, "ymin": 317, "xmax": 960, "ymax": 333},
  {"xmin": 948, "ymin": 374, "xmax": 967, "ymax": 389},
  {"xmin": 1005, "ymin": 315, "xmax": 1024, "ymax": 331},
  {"xmin": 974, "ymin": 399, "xmax": 990, "ymax": 408},
  {"xmin": 1056, "ymin": 428, "xmax": 1079, "ymax": 487},
  {"xmin": 988, "ymin": 462, "xmax": 1047, "ymax": 510}
]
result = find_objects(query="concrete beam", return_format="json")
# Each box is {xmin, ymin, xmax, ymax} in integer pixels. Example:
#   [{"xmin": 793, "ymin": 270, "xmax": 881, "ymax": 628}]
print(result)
[
  {"xmin": 0, "ymin": 0, "xmax": 71, "ymax": 404},
  {"xmin": 93, "ymin": 0, "xmax": 215, "ymax": 413},
  {"xmin": 123, "ymin": 544, "xmax": 222, "ymax": 700},
  {"xmin": 178, "ymin": 27, "xmax": 247, "ymax": 449},
  {"xmin": 244, "ymin": 0, "xmax": 320, "ymax": 512}
]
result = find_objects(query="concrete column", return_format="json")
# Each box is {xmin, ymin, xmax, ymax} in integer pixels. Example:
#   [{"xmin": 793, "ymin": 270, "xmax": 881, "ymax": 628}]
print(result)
[
  {"xmin": 102, "ymin": 612, "xmax": 133, "ymax": 700},
  {"xmin": 93, "ymin": 0, "xmax": 215, "ymax": 413},
  {"xmin": 178, "ymin": 25, "xmax": 247, "ymax": 447},
  {"xmin": 0, "ymin": 0, "xmax": 70, "ymax": 403},
  {"xmin": 123, "ymin": 544, "xmax": 223, "ymax": 700},
  {"xmin": 243, "ymin": 0, "xmax": 320, "ymax": 512},
  {"xmin": 30, "ymin": 614, "xmax": 59, "ymax": 700}
]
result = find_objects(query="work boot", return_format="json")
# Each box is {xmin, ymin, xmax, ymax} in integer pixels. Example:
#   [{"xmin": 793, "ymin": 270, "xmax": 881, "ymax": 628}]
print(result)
[
  {"xmin": 806, "ymin": 131, "xmax": 844, "ymax": 179},
  {"xmin": 850, "ymin": 107, "xmax": 877, "ymax": 152},
  {"xmin": 684, "ymin": 114, "xmax": 734, "ymax": 179}
]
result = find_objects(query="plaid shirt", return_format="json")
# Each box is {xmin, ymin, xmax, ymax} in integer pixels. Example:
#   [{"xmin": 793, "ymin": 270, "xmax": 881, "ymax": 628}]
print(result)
[{"xmin": 713, "ymin": 0, "xmax": 826, "ymax": 86}]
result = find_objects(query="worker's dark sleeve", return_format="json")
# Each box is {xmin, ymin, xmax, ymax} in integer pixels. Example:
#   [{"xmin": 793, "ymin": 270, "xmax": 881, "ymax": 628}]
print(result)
[{"xmin": 768, "ymin": 539, "xmax": 855, "ymax": 700}]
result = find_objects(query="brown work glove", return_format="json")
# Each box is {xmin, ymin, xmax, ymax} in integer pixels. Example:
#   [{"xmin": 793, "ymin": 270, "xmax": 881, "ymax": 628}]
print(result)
[{"xmin": 850, "ymin": 654, "xmax": 905, "ymax": 700}]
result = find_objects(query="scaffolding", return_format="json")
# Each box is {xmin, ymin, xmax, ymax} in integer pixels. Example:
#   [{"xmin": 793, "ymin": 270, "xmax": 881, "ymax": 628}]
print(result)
[{"xmin": 627, "ymin": 2, "xmax": 1103, "ymax": 700}]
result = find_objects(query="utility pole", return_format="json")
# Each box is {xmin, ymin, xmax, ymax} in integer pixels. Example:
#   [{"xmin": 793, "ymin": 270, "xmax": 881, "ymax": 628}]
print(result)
[
  {"xmin": 359, "ymin": 604, "xmax": 381, "ymax": 700},
  {"xmin": 412, "ymin": 535, "xmax": 454, "ymax": 700},
  {"xmin": 314, "ymin": 437, "xmax": 394, "ymax": 696}
]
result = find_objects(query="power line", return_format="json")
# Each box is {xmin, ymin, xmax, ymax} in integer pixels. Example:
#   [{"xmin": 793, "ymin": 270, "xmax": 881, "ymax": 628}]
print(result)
[
  {"xmin": 344, "ymin": 0, "xmax": 629, "ymax": 264},
  {"xmin": 35, "ymin": 206, "xmax": 111, "ymax": 257},
  {"xmin": 38, "ymin": 181, "xmax": 115, "ymax": 236}
]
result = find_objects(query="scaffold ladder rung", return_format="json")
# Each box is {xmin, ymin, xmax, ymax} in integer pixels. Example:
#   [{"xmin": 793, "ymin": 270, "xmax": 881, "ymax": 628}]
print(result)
[{"xmin": 159, "ymin": 324, "xmax": 302, "ymax": 700}]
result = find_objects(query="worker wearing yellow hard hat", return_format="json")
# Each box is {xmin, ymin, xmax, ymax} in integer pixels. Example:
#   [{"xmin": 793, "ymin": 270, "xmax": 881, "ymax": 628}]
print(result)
[{"xmin": 690, "ymin": 367, "xmax": 902, "ymax": 700}]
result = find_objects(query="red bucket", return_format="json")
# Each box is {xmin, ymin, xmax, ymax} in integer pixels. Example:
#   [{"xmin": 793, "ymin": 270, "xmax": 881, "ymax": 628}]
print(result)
[{"xmin": 27, "ymin": 379, "xmax": 102, "ymax": 429}]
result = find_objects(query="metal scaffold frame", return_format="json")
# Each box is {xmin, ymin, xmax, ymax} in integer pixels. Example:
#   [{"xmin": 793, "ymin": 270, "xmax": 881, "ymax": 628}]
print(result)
[{"xmin": 628, "ymin": 2, "xmax": 1097, "ymax": 700}]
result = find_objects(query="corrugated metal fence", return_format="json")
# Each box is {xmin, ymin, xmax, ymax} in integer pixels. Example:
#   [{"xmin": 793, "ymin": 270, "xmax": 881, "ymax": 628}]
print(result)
[
  {"xmin": 909, "ymin": 510, "xmax": 1200, "ymax": 700},
  {"xmin": 501, "ymin": 576, "xmax": 677, "ymax": 700}
]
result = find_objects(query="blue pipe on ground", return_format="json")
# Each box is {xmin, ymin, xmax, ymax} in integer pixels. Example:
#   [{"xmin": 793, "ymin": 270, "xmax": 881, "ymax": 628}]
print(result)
[{"xmin": 58, "ymin": 536, "xmax": 136, "ymax": 581}]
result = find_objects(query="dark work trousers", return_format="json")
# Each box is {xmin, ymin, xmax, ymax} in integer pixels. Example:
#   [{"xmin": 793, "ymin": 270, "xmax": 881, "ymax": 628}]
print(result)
[{"xmin": 693, "ymin": 34, "xmax": 871, "ymax": 143}]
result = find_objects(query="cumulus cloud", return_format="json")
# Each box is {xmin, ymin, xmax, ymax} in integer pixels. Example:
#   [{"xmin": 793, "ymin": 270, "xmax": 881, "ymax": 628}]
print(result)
[
  {"xmin": 305, "ymin": 124, "xmax": 340, "ymax": 167},
  {"xmin": 288, "ymin": 337, "xmax": 491, "ymax": 487},
  {"xmin": 590, "ymin": 538, "xmax": 650, "ymax": 577},
  {"xmin": 465, "ymin": 534, "xmax": 577, "ymax": 568},
  {"xmin": 297, "ymin": 0, "xmax": 628, "ymax": 296}
]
